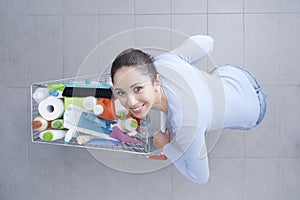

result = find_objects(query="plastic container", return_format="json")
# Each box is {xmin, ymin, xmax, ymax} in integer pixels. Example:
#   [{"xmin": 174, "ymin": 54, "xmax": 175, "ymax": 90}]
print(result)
[
  {"xmin": 32, "ymin": 88, "xmax": 50, "ymax": 103},
  {"xmin": 64, "ymin": 129, "xmax": 78, "ymax": 144},
  {"xmin": 117, "ymin": 111, "xmax": 138, "ymax": 136},
  {"xmin": 95, "ymin": 98, "xmax": 115, "ymax": 120},
  {"xmin": 51, "ymin": 119, "xmax": 64, "ymax": 129},
  {"xmin": 82, "ymin": 96, "xmax": 97, "ymax": 111},
  {"xmin": 32, "ymin": 116, "xmax": 49, "ymax": 131},
  {"xmin": 39, "ymin": 130, "xmax": 67, "ymax": 142}
]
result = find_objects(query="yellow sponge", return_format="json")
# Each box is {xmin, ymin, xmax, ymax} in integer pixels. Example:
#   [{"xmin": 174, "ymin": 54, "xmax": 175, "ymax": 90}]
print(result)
[{"xmin": 64, "ymin": 97, "xmax": 84, "ymax": 109}]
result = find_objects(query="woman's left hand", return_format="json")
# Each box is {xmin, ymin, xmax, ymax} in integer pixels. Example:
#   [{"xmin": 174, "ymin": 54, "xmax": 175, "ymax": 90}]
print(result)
[{"xmin": 153, "ymin": 129, "xmax": 170, "ymax": 151}]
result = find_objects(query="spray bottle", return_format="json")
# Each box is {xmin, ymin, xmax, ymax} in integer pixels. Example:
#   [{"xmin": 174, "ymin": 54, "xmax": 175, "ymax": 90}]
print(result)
[{"xmin": 64, "ymin": 129, "xmax": 78, "ymax": 144}]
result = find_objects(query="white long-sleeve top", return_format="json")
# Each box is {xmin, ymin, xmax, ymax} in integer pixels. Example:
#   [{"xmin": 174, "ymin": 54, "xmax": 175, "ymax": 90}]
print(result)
[{"xmin": 153, "ymin": 35, "xmax": 260, "ymax": 183}]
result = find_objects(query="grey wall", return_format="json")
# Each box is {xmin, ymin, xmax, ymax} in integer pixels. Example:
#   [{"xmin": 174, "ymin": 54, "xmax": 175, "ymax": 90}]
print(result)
[{"xmin": 1, "ymin": 0, "xmax": 300, "ymax": 200}]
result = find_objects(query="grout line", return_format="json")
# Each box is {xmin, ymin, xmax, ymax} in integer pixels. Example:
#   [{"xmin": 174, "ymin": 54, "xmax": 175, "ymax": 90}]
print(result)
[
  {"xmin": 25, "ymin": 0, "xmax": 30, "ymax": 171},
  {"xmin": 133, "ymin": 0, "xmax": 136, "ymax": 47},
  {"xmin": 206, "ymin": 0, "xmax": 209, "ymax": 72},
  {"xmin": 61, "ymin": 1, "xmax": 64, "ymax": 78},
  {"xmin": 20, "ymin": 12, "xmax": 300, "ymax": 17},
  {"xmin": 242, "ymin": 10, "xmax": 246, "ymax": 200},
  {"xmin": 278, "ymin": 0, "xmax": 282, "ymax": 195}
]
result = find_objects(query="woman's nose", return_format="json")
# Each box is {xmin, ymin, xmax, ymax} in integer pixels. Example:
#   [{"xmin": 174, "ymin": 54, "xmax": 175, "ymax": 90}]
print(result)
[{"xmin": 127, "ymin": 93, "xmax": 138, "ymax": 107}]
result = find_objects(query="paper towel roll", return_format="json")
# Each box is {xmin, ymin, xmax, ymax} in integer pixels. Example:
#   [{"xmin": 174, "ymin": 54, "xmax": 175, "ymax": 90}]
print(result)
[{"xmin": 38, "ymin": 96, "xmax": 64, "ymax": 121}]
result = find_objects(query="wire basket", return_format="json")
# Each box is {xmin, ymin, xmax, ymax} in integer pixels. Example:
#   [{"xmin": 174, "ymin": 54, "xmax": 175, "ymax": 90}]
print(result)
[{"xmin": 30, "ymin": 74, "xmax": 161, "ymax": 156}]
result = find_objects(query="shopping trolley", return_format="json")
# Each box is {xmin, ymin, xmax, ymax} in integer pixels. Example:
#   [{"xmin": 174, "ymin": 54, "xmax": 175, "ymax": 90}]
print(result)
[{"xmin": 31, "ymin": 74, "xmax": 166, "ymax": 160}]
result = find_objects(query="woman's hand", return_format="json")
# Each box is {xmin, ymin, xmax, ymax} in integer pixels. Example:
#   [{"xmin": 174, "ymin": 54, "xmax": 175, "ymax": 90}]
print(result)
[{"xmin": 153, "ymin": 129, "xmax": 170, "ymax": 151}]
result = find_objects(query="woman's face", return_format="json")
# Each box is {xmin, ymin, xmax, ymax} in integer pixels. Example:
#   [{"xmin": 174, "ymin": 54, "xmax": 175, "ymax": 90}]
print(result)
[{"xmin": 113, "ymin": 66, "xmax": 159, "ymax": 119}]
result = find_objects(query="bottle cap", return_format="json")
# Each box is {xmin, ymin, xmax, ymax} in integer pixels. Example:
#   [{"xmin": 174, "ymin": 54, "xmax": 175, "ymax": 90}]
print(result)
[
  {"xmin": 93, "ymin": 104, "xmax": 104, "ymax": 115},
  {"xmin": 42, "ymin": 131, "xmax": 54, "ymax": 141},
  {"xmin": 85, "ymin": 78, "xmax": 91, "ymax": 84},
  {"xmin": 32, "ymin": 120, "xmax": 42, "ymax": 129},
  {"xmin": 130, "ymin": 120, "xmax": 138, "ymax": 128},
  {"xmin": 119, "ymin": 111, "xmax": 126, "ymax": 120},
  {"xmin": 51, "ymin": 120, "xmax": 63, "ymax": 129}
]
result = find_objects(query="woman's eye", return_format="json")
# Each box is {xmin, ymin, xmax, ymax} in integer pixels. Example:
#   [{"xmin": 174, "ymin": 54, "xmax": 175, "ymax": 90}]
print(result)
[
  {"xmin": 117, "ymin": 91, "xmax": 125, "ymax": 97},
  {"xmin": 133, "ymin": 87, "xmax": 143, "ymax": 93}
]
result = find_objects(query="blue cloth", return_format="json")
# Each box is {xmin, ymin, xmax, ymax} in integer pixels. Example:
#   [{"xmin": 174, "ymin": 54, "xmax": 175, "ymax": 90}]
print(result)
[{"xmin": 84, "ymin": 138, "xmax": 121, "ymax": 146}]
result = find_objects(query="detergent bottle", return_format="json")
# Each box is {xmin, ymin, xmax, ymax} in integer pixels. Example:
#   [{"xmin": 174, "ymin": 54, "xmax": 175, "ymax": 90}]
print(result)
[
  {"xmin": 117, "ymin": 111, "xmax": 138, "ymax": 136},
  {"xmin": 51, "ymin": 119, "xmax": 64, "ymax": 129},
  {"xmin": 94, "ymin": 98, "xmax": 115, "ymax": 120},
  {"xmin": 32, "ymin": 88, "xmax": 50, "ymax": 103},
  {"xmin": 114, "ymin": 98, "xmax": 127, "ymax": 116},
  {"xmin": 32, "ymin": 116, "xmax": 49, "ymax": 131},
  {"xmin": 82, "ymin": 96, "xmax": 97, "ymax": 111},
  {"xmin": 39, "ymin": 130, "xmax": 67, "ymax": 142},
  {"xmin": 64, "ymin": 129, "xmax": 78, "ymax": 144}
]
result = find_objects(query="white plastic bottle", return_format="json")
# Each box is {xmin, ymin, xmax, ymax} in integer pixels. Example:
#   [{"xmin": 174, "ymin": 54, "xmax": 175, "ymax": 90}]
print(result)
[
  {"xmin": 117, "ymin": 112, "xmax": 138, "ymax": 136},
  {"xmin": 64, "ymin": 129, "xmax": 78, "ymax": 144},
  {"xmin": 82, "ymin": 96, "xmax": 97, "ymax": 111},
  {"xmin": 114, "ymin": 98, "xmax": 128, "ymax": 116},
  {"xmin": 32, "ymin": 116, "xmax": 49, "ymax": 131},
  {"xmin": 93, "ymin": 104, "xmax": 104, "ymax": 115},
  {"xmin": 76, "ymin": 134, "xmax": 93, "ymax": 145},
  {"xmin": 39, "ymin": 130, "xmax": 67, "ymax": 142},
  {"xmin": 51, "ymin": 119, "xmax": 64, "ymax": 129},
  {"xmin": 32, "ymin": 88, "xmax": 50, "ymax": 103}
]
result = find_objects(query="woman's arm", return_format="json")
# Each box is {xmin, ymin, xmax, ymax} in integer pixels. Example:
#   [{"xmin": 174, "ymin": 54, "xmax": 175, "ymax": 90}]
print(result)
[
  {"xmin": 171, "ymin": 35, "xmax": 214, "ymax": 67},
  {"xmin": 157, "ymin": 127, "xmax": 209, "ymax": 184}
]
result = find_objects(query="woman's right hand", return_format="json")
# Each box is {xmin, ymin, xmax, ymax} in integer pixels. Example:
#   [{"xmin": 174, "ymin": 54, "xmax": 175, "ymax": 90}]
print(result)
[{"xmin": 153, "ymin": 129, "xmax": 170, "ymax": 151}]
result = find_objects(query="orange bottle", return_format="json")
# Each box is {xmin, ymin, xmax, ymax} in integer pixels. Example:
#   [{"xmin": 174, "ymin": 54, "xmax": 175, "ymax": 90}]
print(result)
[{"xmin": 94, "ymin": 98, "xmax": 116, "ymax": 120}]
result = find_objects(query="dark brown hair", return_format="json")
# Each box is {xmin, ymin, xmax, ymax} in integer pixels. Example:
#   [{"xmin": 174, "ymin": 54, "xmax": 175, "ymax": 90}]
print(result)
[{"xmin": 111, "ymin": 48, "xmax": 158, "ymax": 84}]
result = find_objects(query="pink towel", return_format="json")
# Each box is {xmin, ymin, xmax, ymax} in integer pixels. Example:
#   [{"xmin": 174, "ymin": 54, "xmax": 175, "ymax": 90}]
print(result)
[{"xmin": 109, "ymin": 126, "xmax": 141, "ymax": 143}]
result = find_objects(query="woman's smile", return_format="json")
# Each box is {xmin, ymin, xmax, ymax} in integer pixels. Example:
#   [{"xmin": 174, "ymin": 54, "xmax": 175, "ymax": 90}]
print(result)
[{"xmin": 130, "ymin": 103, "xmax": 145, "ymax": 114}]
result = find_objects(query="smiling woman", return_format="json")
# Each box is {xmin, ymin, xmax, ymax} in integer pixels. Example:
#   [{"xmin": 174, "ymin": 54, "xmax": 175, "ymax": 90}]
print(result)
[
  {"xmin": 111, "ymin": 49, "xmax": 168, "ymax": 119},
  {"xmin": 110, "ymin": 35, "xmax": 267, "ymax": 184}
]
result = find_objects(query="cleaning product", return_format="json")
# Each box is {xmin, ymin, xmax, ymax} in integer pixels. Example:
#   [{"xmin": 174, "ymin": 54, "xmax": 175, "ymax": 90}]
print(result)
[
  {"xmin": 62, "ymin": 78, "xmax": 112, "ymax": 98},
  {"xmin": 39, "ymin": 129, "xmax": 67, "ymax": 142},
  {"xmin": 47, "ymin": 83, "xmax": 65, "ymax": 98},
  {"xmin": 49, "ymin": 90, "xmax": 63, "ymax": 98},
  {"xmin": 82, "ymin": 96, "xmax": 97, "ymax": 111},
  {"xmin": 64, "ymin": 129, "xmax": 78, "ymax": 144},
  {"xmin": 109, "ymin": 126, "xmax": 141, "ymax": 143},
  {"xmin": 51, "ymin": 119, "xmax": 64, "ymax": 129},
  {"xmin": 77, "ymin": 134, "xmax": 94, "ymax": 145},
  {"xmin": 47, "ymin": 83, "xmax": 65, "ymax": 91},
  {"xmin": 84, "ymin": 138, "xmax": 121, "ymax": 146},
  {"xmin": 64, "ymin": 97, "xmax": 84, "ymax": 109},
  {"xmin": 117, "ymin": 111, "xmax": 138, "ymax": 136},
  {"xmin": 65, "ymin": 78, "xmax": 111, "ymax": 89},
  {"xmin": 32, "ymin": 116, "xmax": 49, "ymax": 131},
  {"xmin": 93, "ymin": 104, "xmax": 104, "ymax": 115},
  {"xmin": 62, "ymin": 87, "xmax": 112, "ymax": 98},
  {"xmin": 114, "ymin": 98, "xmax": 128, "ymax": 116},
  {"xmin": 32, "ymin": 88, "xmax": 50, "ymax": 103},
  {"xmin": 63, "ymin": 104, "xmax": 117, "ymax": 140},
  {"xmin": 94, "ymin": 98, "xmax": 115, "ymax": 120}
]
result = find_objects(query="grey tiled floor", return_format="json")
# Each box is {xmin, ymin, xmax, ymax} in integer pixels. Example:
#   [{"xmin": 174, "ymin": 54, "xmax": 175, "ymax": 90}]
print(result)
[{"xmin": 1, "ymin": 0, "xmax": 300, "ymax": 199}]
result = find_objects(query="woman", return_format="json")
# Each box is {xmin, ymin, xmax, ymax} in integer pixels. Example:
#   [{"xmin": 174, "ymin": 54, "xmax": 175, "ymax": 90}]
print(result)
[{"xmin": 110, "ymin": 35, "xmax": 267, "ymax": 184}]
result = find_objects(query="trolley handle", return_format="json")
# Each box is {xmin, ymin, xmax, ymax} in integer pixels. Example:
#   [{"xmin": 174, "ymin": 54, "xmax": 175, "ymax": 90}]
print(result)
[{"xmin": 148, "ymin": 153, "xmax": 167, "ymax": 160}]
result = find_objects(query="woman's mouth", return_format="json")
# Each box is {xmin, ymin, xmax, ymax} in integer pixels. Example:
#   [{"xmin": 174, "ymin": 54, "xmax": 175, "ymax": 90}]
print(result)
[{"xmin": 130, "ymin": 103, "xmax": 145, "ymax": 114}]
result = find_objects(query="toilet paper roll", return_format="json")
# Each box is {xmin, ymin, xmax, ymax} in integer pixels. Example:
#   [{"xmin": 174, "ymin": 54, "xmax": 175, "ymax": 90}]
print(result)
[{"xmin": 38, "ymin": 96, "xmax": 64, "ymax": 121}]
